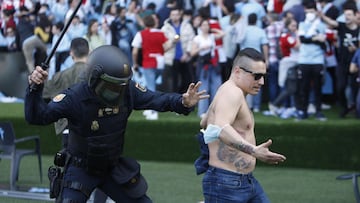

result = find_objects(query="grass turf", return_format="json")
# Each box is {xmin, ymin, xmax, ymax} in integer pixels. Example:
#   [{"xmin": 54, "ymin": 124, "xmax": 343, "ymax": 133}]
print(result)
[
  {"xmin": 0, "ymin": 103, "xmax": 359, "ymax": 202},
  {"xmin": 1, "ymin": 102, "xmax": 360, "ymax": 170},
  {"xmin": 0, "ymin": 156, "xmax": 356, "ymax": 203}
]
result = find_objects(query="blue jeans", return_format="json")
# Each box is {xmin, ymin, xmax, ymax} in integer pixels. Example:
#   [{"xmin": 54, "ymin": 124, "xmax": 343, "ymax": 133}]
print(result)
[
  {"xmin": 197, "ymin": 63, "xmax": 222, "ymax": 117},
  {"xmin": 142, "ymin": 68, "xmax": 162, "ymax": 92},
  {"xmin": 268, "ymin": 62, "xmax": 280, "ymax": 103},
  {"xmin": 246, "ymin": 90, "xmax": 262, "ymax": 110},
  {"xmin": 203, "ymin": 166, "xmax": 270, "ymax": 203},
  {"xmin": 118, "ymin": 39, "xmax": 132, "ymax": 65},
  {"xmin": 253, "ymin": 89, "xmax": 262, "ymax": 110}
]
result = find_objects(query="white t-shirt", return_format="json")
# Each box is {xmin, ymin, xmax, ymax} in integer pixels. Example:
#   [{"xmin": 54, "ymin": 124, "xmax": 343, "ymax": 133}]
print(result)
[{"xmin": 193, "ymin": 33, "xmax": 216, "ymax": 57}]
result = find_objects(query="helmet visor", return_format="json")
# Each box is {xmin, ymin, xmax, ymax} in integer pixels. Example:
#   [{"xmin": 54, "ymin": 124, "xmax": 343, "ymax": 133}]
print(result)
[{"xmin": 95, "ymin": 73, "xmax": 129, "ymax": 106}]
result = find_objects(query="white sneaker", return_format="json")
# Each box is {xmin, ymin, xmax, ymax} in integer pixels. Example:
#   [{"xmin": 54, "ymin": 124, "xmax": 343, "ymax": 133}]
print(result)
[
  {"xmin": 321, "ymin": 103, "xmax": 331, "ymax": 110},
  {"xmin": 146, "ymin": 111, "xmax": 158, "ymax": 120},
  {"xmin": 280, "ymin": 107, "xmax": 296, "ymax": 119},
  {"xmin": 307, "ymin": 103, "xmax": 316, "ymax": 115},
  {"xmin": 143, "ymin": 110, "xmax": 152, "ymax": 117},
  {"xmin": 262, "ymin": 110, "xmax": 276, "ymax": 116},
  {"xmin": 268, "ymin": 103, "xmax": 279, "ymax": 115}
]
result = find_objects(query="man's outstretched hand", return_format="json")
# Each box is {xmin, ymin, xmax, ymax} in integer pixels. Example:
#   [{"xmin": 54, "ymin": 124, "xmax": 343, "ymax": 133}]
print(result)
[
  {"xmin": 182, "ymin": 81, "xmax": 210, "ymax": 107},
  {"xmin": 253, "ymin": 139, "xmax": 286, "ymax": 164}
]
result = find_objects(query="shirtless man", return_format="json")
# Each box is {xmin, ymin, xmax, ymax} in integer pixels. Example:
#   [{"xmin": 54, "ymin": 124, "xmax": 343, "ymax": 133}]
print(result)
[{"xmin": 200, "ymin": 48, "xmax": 286, "ymax": 202}]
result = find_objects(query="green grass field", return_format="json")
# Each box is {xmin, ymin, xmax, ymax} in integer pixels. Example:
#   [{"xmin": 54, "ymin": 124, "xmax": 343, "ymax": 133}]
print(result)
[
  {"xmin": 0, "ymin": 156, "xmax": 357, "ymax": 203},
  {"xmin": 0, "ymin": 103, "xmax": 359, "ymax": 202}
]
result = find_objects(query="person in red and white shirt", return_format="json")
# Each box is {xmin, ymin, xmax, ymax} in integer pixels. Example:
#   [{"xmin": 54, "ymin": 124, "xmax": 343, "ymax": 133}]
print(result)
[
  {"xmin": 267, "ymin": 0, "xmax": 286, "ymax": 14},
  {"xmin": 131, "ymin": 14, "xmax": 176, "ymax": 120},
  {"xmin": 278, "ymin": 18, "xmax": 300, "ymax": 85},
  {"xmin": 280, "ymin": 23, "xmax": 298, "ymax": 57},
  {"xmin": 2, "ymin": 0, "xmax": 34, "ymax": 14}
]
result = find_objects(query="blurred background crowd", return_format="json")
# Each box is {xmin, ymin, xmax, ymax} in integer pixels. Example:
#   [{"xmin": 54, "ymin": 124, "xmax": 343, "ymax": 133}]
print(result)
[{"xmin": 0, "ymin": 0, "xmax": 359, "ymax": 120}]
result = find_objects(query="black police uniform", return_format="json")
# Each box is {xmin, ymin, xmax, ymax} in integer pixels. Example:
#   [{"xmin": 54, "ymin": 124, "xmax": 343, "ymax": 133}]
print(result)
[{"xmin": 25, "ymin": 80, "xmax": 193, "ymax": 202}]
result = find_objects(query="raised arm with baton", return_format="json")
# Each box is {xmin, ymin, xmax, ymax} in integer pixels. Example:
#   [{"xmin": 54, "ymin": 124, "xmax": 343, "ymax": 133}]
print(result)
[{"xmin": 29, "ymin": 0, "xmax": 82, "ymax": 92}]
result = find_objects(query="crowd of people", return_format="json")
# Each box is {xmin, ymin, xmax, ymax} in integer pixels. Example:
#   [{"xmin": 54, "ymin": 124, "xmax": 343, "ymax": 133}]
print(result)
[
  {"xmin": 1, "ymin": 0, "xmax": 360, "ymax": 120},
  {"xmin": 7, "ymin": 0, "xmax": 357, "ymax": 202}
]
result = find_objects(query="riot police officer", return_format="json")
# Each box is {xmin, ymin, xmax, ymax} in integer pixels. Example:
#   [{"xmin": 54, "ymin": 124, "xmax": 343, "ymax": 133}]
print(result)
[{"xmin": 25, "ymin": 45, "xmax": 209, "ymax": 202}]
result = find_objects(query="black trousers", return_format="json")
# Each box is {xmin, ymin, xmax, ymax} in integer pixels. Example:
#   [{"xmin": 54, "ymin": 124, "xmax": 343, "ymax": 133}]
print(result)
[
  {"xmin": 297, "ymin": 64, "xmax": 325, "ymax": 113},
  {"xmin": 273, "ymin": 67, "xmax": 298, "ymax": 107},
  {"xmin": 171, "ymin": 59, "xmax": 193, "ymax": 93},
  {"xmin": 336, "ymin": 62, "xmax": 358, "ymax": 111}
]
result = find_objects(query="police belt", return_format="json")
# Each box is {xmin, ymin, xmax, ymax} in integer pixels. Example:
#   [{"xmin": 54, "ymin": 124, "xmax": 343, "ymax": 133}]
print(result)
[
  {"xmin": 69, "ymin": 155, "xmax": 87, "ymax": 168},
  {"xmin": 67, "ymin": 131, "xmax": 124, "ymax": 176}
]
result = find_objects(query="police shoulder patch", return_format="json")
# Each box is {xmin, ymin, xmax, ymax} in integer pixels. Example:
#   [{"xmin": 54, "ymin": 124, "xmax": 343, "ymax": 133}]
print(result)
[
  {"xmin": 135, "ymin": 83, "xmax": 147, "ymax": 92},
  {"xmin": 53, "ymin": 94, "xmax": 66, "ymax": 102}
]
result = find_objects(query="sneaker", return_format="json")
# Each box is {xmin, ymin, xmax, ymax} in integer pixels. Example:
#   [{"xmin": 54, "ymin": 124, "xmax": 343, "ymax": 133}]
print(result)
[
  {"xmin": 307, "ymin": 104, "xmax": 316, "ymax": 115},
  {"xmin": 277, "ymin": 107, "xmax": 286, "ymax": 115},
  {"xmin": 294, "ymin": 110, "xmax": 308, "ymax": 121},
  {"xmin": 321, "ymin": 103, "xmax": 331, "ymax": 110},
  {"xmin": 280, "ymin": 107, "xmax": 296, "ymax": 119},
  {"xmin": 315, "ymin": 112, "xmax": 327, "ymax": 121},
  {"xmin": 146, "ymin": 111, "xmax": 158, "ymax": 120},
  {"xmin": 143, "ymin": 110, "xmax": 152, "ymax": 117},
  {"xmin": 262, "ymin": 110, "xmax": 276, "ymax": 116},
  {"xmin": 253, "ymin": 108, "xmax": 260, "ymax": 113},
  {"xmin": 268, "ymin": 103, "xmax": 279, "ymax": 115}
]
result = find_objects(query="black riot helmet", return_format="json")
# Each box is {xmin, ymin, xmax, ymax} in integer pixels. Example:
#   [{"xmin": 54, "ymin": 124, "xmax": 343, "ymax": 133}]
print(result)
[{"xmin": 88, "ymin": 45, "xmax": 132, "ymax": 107}]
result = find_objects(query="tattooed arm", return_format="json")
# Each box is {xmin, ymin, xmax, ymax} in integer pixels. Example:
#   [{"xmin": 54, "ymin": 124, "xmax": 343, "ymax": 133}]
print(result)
[{"xmin": 219, "ymin": 125, "xmax": 286, "ymax": 164}]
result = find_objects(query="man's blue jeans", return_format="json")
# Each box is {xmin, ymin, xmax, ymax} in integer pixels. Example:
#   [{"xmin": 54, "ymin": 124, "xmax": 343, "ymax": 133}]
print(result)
[
  {"xmin": 196, "ymin": 63, "xmax": 222, "ymax": 117},
  {"xmin": 142, "ymin": 68, "xmax": 162, "ymax": 92},
  {"xmin": 268, "ymin": 62, "xmax": 280, "ymax": 103},
  {"xmin": 203, "ymin": 166, "xmax": 270, "ymax": 203}
]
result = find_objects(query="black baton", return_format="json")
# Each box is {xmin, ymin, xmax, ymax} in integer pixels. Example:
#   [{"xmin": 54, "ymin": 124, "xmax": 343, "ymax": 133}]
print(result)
[{"xmin": 30, "ymin": 0, "xmax": 83, "ymax": 92}]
